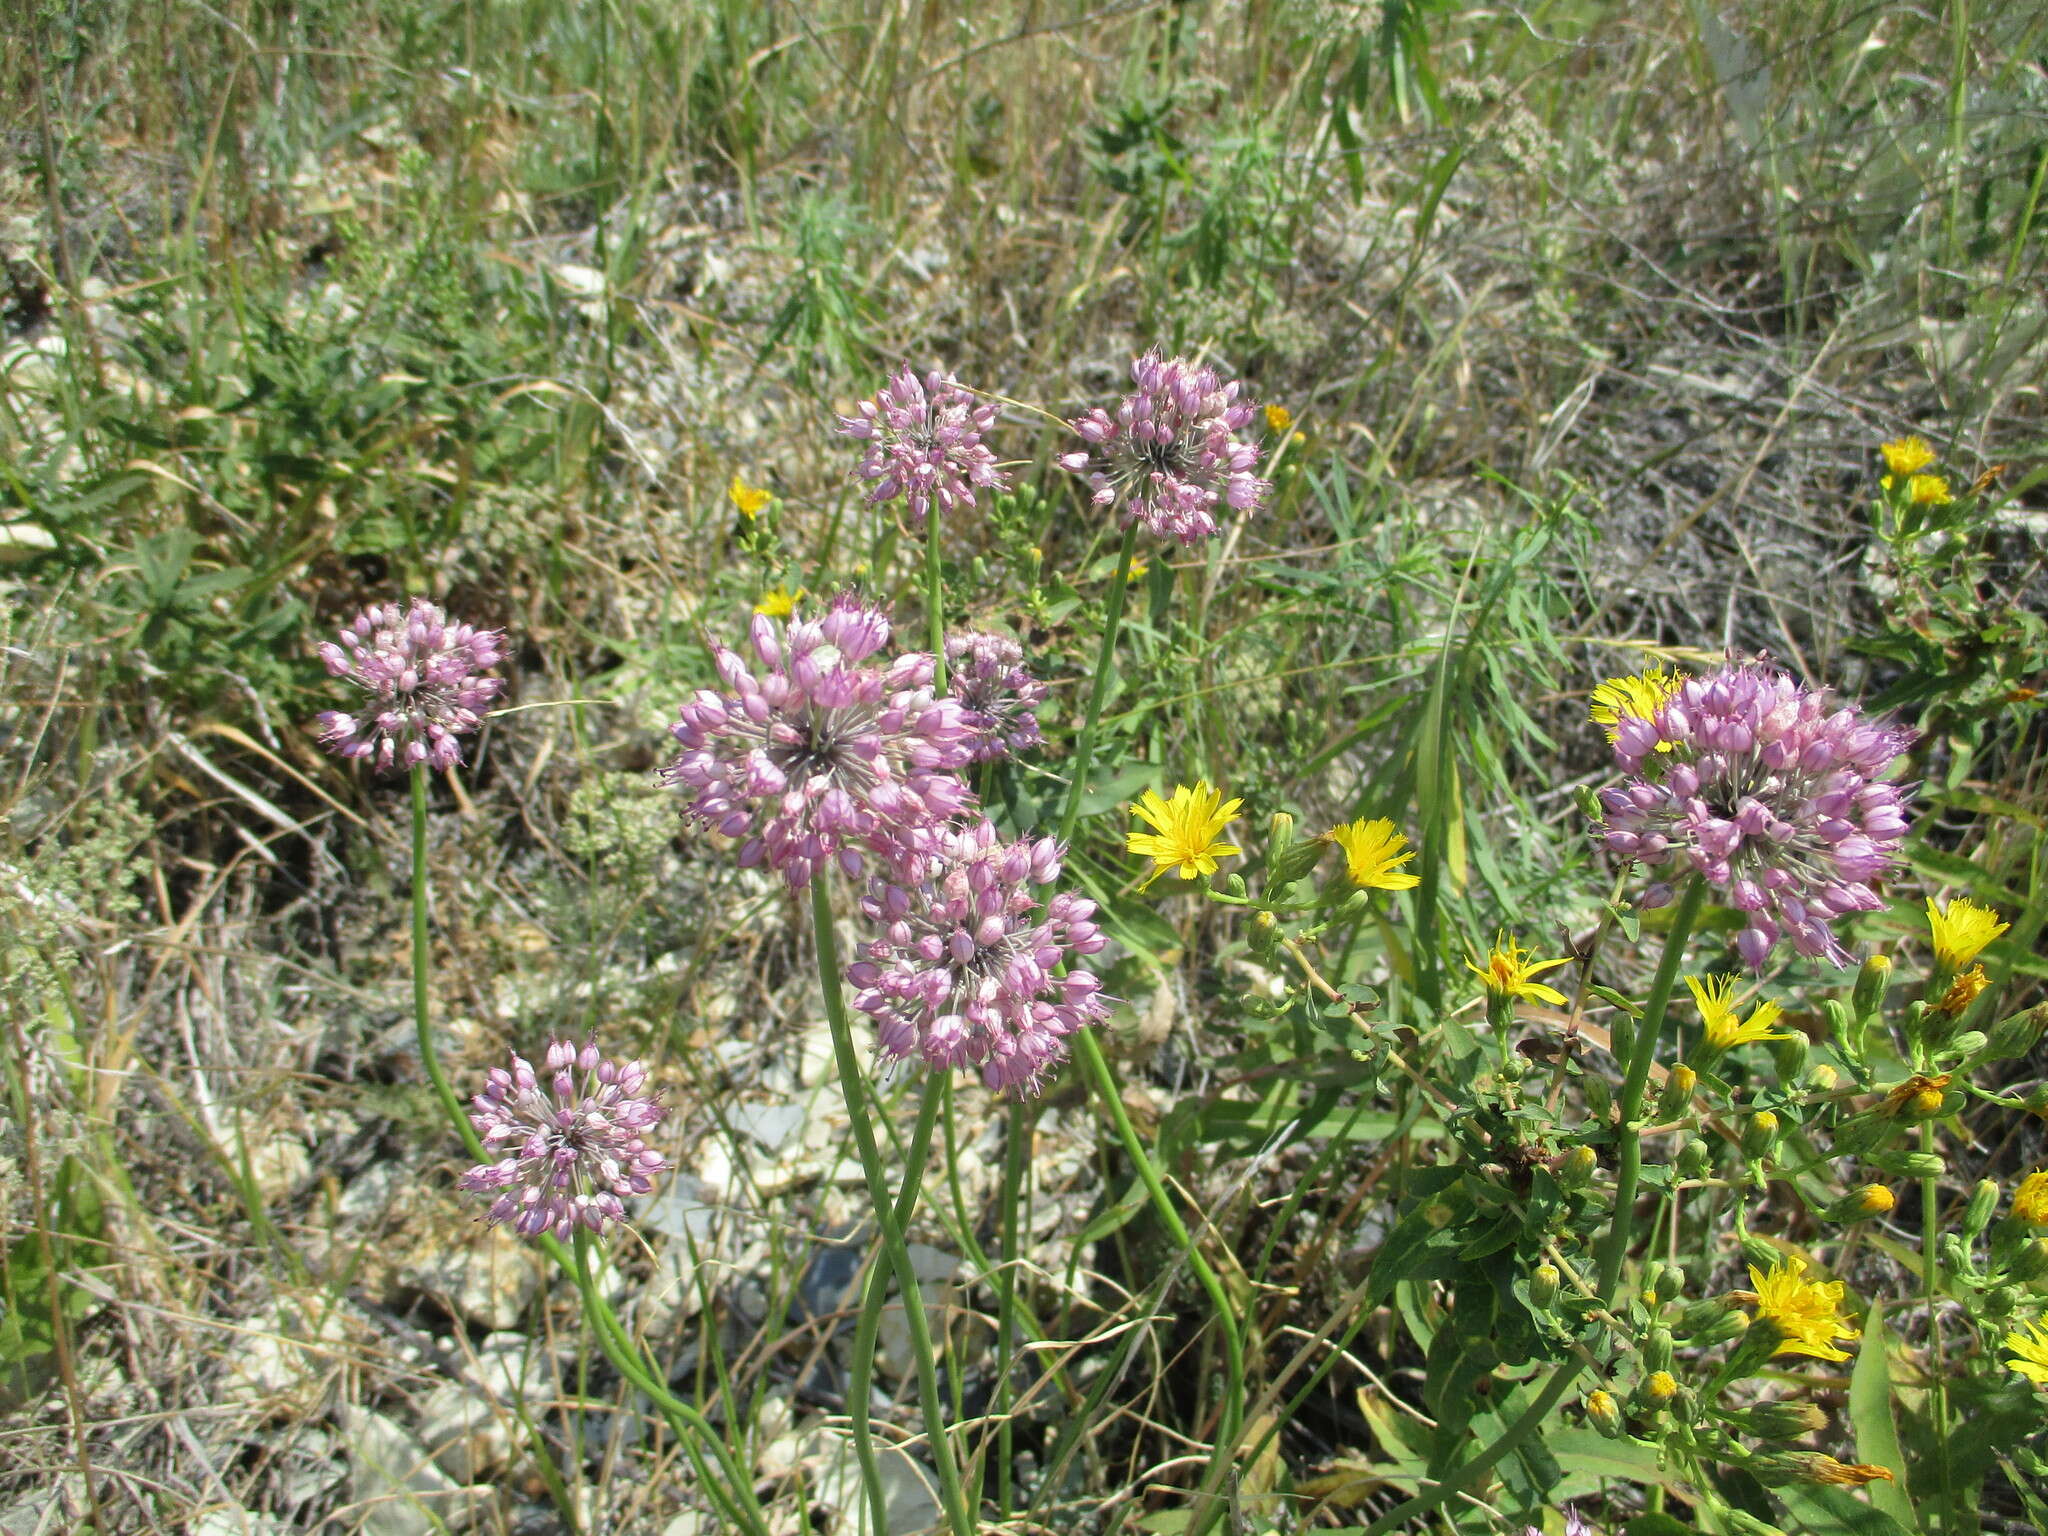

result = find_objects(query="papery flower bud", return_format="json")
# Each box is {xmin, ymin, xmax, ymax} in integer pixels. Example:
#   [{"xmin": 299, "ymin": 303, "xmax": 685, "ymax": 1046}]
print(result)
[
  {"xmin": 1558, "ymin": 1145, "xmax": 1598, "ymax": 1190},
  {"xmin": 1530, "ymin": 1263, "xmax": 1561, "ymax": 1311},
  {"xmin": 1735, "ymin": 1400, "xmax": 1830, "ymax": 1439},
  {"xmin": 1807, "ymin": 1062, "xmax": 1839, "ymax": 1092},
  {"xmin": 1657, "ymin": 1065, "xmax": 1697, "ymax": 1120},
  {"xmin": 1585, "ymin": 1388, "xmax": 1625, "ymax": 1438},
  {"xmin": 1636, "ymin": 1370, "xmax": 1678, "ymax": 1409}
]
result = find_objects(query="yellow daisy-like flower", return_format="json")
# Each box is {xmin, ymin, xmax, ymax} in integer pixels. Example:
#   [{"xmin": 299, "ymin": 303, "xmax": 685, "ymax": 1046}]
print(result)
[
  {"xmin": 2005, "ymin": 1319, "xmax": 2048, "ymax": 1385},
  {"xmin": 729, "ymin": 473, "xmax": 772, "ymax": 518},
  {"xmin": 1685, "ymin": 973, "xmax": 1792, "ymax": 1055},
  {"xmin": 1326, "ymin": 818, "xmax": 1420, "ymax": 891},
  {"xmin": 1743, "ymin": 1255, "xmax": 1859, "ymax": 1362},
  {"xmin": 1467, "ymin": 934, "xmax": 1572, "ymax": 1007},
  {"xmin": 753, "ymin": 584, "xmax": 803, "ymax": 618},
  {"xmin": 1127, "ymin": 782, "xmax": 1243, "ymax": 890},
  {"xmin": 1908, "ymin": 473, "xmax": 1953, "ymax": 506},
  {"xmin": 1880, "ymin": 436, "xmax": 1936, "ymax": 477},
  {"xmin": 1926, "ymin": 896, "xmax": 2008, "ymax": 970},
  {"xmin": 2013, "ymin": 1170, "xmax": 2048, "ymax": 1226},
  {"xmin": 1264, "ymin": 403, "xmax": 1294, "ymax": 434},
  {"xmin": 1589, "ymin": 667, "xmax": 1685, "ymax": 748}
]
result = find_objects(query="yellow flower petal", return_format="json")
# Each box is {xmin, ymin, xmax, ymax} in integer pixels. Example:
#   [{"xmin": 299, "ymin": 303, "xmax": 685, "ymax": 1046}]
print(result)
[{"xmin": 1126, "ymin": 781, "xmax": 1243, "ymax": 889}]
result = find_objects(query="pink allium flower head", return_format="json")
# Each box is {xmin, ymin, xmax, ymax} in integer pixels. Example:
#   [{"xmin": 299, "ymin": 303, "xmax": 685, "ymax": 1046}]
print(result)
[
  {"xmin": 1596, "ymin": 661, "xmax": 1916, "ymax": 968},
  {"xmin": 459, "ymin": 1039, "xmax": 671, "ymax": 1240},
  {"xmin": 1058, "ymin": 350, "xmax": 1272, "ymax": 545},
  {"xmin": 315, "ymin": 599, "xmax": 507, "ymax": 773},
  {"xmin": 846, "ymin": 818, "xmax": 1112, "ymax": 1097},
  {"xmin": 945, "ymin": 630, "xmax": 1048, "ymax": 764},
  {"xmin": 664, "ymin": 594, "xmax": 979, "ymax": 888},
  {"xmin": 837, "ymin": 365, "xmax": 1009, "ymax": 528}
]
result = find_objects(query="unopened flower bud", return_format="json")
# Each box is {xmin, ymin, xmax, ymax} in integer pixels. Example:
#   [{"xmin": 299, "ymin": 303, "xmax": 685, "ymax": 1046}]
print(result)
[
  {"xmin": 1743, "ymin": 1110, "xmax": 1779, "ymax": 1161},
  {"xmin": 1677, "ymin": 1139, "xmax": 1712, "ymax": 1180},
  {"xmin": 1824, "ymin": 1184, "xmax": 1896, "ymax": 1223},
  {"xmin": 1749, "ymin": 1452, "xmax": 1896, "ymax": 1488},
  {"xmin": 2026, "ymin": 1083, "xmax": 2048, "ymax": 1118},
  {"xmin": 1738, "ymin": 1400, "xmax": 1829, "ymax": 1439},
  {"xmin": 1558, "ymin": 1145, "xmax": 1598, "ymax": 1190},
  {"xmin": 1890, "ymin": 1152, "xmax": 1945, "ymax": 1181},
  {"xmin": 1657, "ymin": 1065, "xmax": 1697, "ymax": 1120},
  {"xmin": 1645, "ymin": 1261, "xmax": 1683, "ymax": 1304},
  {"xmin": 1249, "ymin": 909, "xmax": 1281, "ymax": 957},
  {"xmin": 1985, "ymin": 1003, "xmax": 2048, "ymax": 1064},
  {"xmin": 1740, "ymin": 1234, "xmax": 1783, "ymax": 1271},
  {"xmin": 1529, "ymin": 1263, "xmax": 1561, "ymax": 1310},
  {"xmin": 1676, "ymin": 1297, "xmax": 1748, "ymax": 1347},
  {"xmin": 1937, "ymin": 1233, "xmax": 1971, "ymax": 1275},
  {"xmin": 1806, "ymin": 1062, "xmax": 1839, "ymax": 1092},
  {"xmin": 1265, "ymin": 813, "xmax": 1329, "ymax": 887},
  {"xmin": 2012, "ymin": 1238, "xmax": 2048, "ymax": 1284},
  {"xmin": 1636, "ymin": 1369, "xmax": 1678, "ymax": 1410},
  {"xmin": 1609, "ymin": 1009, "xmax": 1636, "ymax": 1066},
  {"xmin": 1941, "ymin": 1029, "xmax": 1988, "ymax": 1063},
  {"xmin": 1851, "ymin": 952, "xmax": 1892, "ymax": 1017},
  {"xmin": 1585, "ymin": 1388, "xmax": 1625, "ymax": 1439},
  {"xmin": 1961, "ymin": 1179, "xmax": 2000, "ymax": 1240},
  {"xmin": 1643, "ymin": 1327, "xmax": 1674, "ymax": 1372},
  {"xmin": 1984, "ymin": 1284, "xmax": 2019, "ymax": 1319},
  {"xmin": 1770, "ymin": 1030, "xmax": 1810, "ymax": 1081}
]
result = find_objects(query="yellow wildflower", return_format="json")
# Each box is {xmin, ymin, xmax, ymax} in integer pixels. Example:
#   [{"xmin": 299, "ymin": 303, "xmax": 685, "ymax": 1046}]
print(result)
[
  {"xmin": 1780, "ymin": 1455, "xmax": 1895, "ymax": 1486},
  {"xmin": 1326, "ymin": 818, "xmax": 1420, "ymax": 891},
  {"xmin": 1927, "ymin": 896, "xmax": 2008, "ymax": 970},
  {"xmin": 728, "ymin": 473, "xmax": 772, "ymax": 518},
  {"xmin": 1685, "ymin": 973, "xmax": 1792, "ymax": 1055},
  {"xmin": 2013, "ymin": 1170, "xmax": 2048, "ymax": 1226},
  {"xmin": 753, "ymin": 584, "xmax": 803, "ymax": 618},
  {"xmin": 1881, "ymin": 1072, "xmax": 1952, "ymax": 1119},
  {"xmin": 2005, "ymin": 1319, "xmax": 2048, "ymax": 1385},
  {"xmin": 1264, "ymin": 403, "xmax": 1293, "ymax": 434},
  {"xmin": 1126, "ymin": 557, "xmax": 1149, "ymax": 583},
  {"xmin": 1908, "ymin": 473, "xmax": 1953, "ymax": 506},
  {"xmin": 1880, "ymin": 436, "xmax": 1936, "ymax": 477},
  {"xmin": 1127, "ymin": 782, "xmax": 1243, "ymax": 889},
  {"xmin": 1854, "ymin": 1185, "xmax": 1895, "ymax": 1217},
  {"xmin": 1589, "ymin": 667, "xmax": 1684, "ymax": 748},
  {"xmin": 1467, "ymin": 934, "xmax": 1572, "ymax": 1007},
  {"xmin": 1741, "ymin": 1255, "xmax": 1859, "ymax": 1362}
]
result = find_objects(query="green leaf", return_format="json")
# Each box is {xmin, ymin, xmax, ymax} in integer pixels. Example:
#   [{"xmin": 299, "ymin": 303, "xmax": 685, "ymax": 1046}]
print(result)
[
  {"xmin": 1547, "ymin": 1427, "xmax": 1684, "ymax": 1495},
  {"xmin": 1847, "ymin": 1306, "xmax": 1918, "ymax": 1530},
  {"xmin": 1774, "ymin": 1484, "xmax": 1913, "ymax": 1536},
  {"xmin": 1624, "ymin": 1518, "xmax": 1703, "ymax": 1536}
]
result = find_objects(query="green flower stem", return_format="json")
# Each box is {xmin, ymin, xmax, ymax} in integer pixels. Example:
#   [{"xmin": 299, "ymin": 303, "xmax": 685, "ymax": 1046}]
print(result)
[
  {"xmin": 926, "ymin": 513, "xmax": 947, "ymax": 691},
  {"xmin": 1076, "ymin": 1028, "xmax": 1247, "ymax": 1519},
  {"xmin": 994, "ymin": 1095, "xmax": 1034, "ymax": 1520},
  {"xmin": 846, "ymin": 1074, "xmax": 947, "ymax": 1536},
  {"xmin": 1057, "ymin": 523, "xmax": 1139, "ymax": 843},
  {"xmin": 1356, "ymin": 877, "xmax": 1706, "ymax": 1536},
  {"xmin": 565, "ymin": 1229, "xmax": 769, "ymax": 1536},
  {"xmin": 811, "ymin": 877, "xmax": 975, "ymax": 1536},
  {"xmin": 411, "ymin": 766, "xmax": 487, "ymax": 1164},
  {"xmin": 412, "ymin": 769, "xmax": 763, "ymax": 1534},
  {"xmin": 1596, "ymin": 875, "xmax": 1706, "ymax": 1303}
]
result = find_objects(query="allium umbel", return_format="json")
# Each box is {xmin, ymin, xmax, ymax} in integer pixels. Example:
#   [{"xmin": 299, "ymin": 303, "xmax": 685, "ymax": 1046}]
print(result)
[
  {"xmin": 945, "ymin": 631, "xmax": 1047, "ymax": 763},
  {"xmin": 1060, "ymin": 351, "xmax": 1271, "ymax": 545},
  {"xmin": 847, "ymin": 820, "xmax": 1112, "ymax": 1096},
  {"xmin": 316, "ymin": 599, "xmax": 506, "ymax": 772},
  {"xmin": 1597, "ymin": 662, "xmax": 1915, "ymax": 967},
  {"xmin": 459, "ymin": 1040, "xmax": 671, "ymax": 1239},
  {"xmin": 838, "ymin": 366, "xmax": 1008, "ymax": 528},
  {"xmin": 665, "ymin": 597, "xmax": 977, "ymax": 888}
]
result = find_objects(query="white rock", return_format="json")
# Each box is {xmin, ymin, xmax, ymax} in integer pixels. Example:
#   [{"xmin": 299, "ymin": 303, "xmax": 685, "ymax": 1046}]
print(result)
[
  {"xmin": 335, "ymin": 1405, "xmax": 492, "ymax": 1536},
  {"xmin": 730, "ymin": 1101, "xmax": 805, "ymax": 1152},
  {"xmin": 400, "ymin": 1227, "xmax": 542, "ymax": 1331},
  {"xmin": 414, "ymin": 1335, "xmax": 546, "ymax": 1481},
  {"xmin": 189, "ymin": 1505, "xmax": 291, "ymax": 1536},
  {"xmin": 223, "ymin": 1296, "xmax": 352, "ymax": 1413}
]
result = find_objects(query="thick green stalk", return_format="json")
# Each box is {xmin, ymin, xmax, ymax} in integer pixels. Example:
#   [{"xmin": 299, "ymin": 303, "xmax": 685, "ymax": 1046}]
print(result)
[
  {"xmin": 994, "ymin": 1095, "xmax": 1034, "ymax": 1520},
  {"xmin": 926, "ymin": 514, "xmax": 948, "ymax": 692},
  {"xmin": 1595, "ymin": 875, "xmax": 1707, "ymax": 1302},
  {"xmin": 411, "ymin": 767, "xmax": 485, "ymax": 1163},
  {"xmin": 1057, "ymin": 524, "xmax": 1139, "ymax": 842},
  {"xmin": 847, "ymin": 1076, "xmax": 946, "ymax": 1536},
  {"xmin": 811, "ymin": 879, "xmax": 975, "ymax": 1536}
]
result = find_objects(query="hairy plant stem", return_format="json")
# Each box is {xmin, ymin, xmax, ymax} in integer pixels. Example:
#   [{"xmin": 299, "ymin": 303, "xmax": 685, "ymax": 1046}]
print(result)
[
  {"xmin": 1357, "ymin": 876, "xmax": 1706, "ymax": 1536},
  {"xmin": 811, "ymin": 878, "xmax": 975, "ymax": 1536},
  {"xmin": 846, "ymin": 1075, "xmax": 946, "ymax": 1536},
  {"xmin": 412, "ymin": 768, "xmax": 765, "ymax": 1534}
]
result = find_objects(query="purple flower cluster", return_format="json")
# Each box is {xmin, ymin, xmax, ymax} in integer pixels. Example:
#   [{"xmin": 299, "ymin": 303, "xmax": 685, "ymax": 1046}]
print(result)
[
  {"xmin": 1059, "ymin": 350, "xmax": 1271, "ymax": 545},
  {"xmin": 459, "ymin": 1040, "xmax": 671, "ymax": 1238},
  {"xmin": 664, "ymin": 595, "xmax": 978, "ymax": 889},
  {"xmin": 838, "ymin": 365, "xmax": 1008, "ymax": 528},
  {"xmin": 1597, "ymin": 661, "xmax": 1915, "ymax": 967},
  {"xmin": 315, "ymin": 599, "xmax": 507, "ymax": 772},
  {"xmin": 847, "ymin": 821, "xmax": 1111, "ymax": 1095},
  {"xmin": 945, "ymin": 630, "xmax": 1048, "ymax": 764}
]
